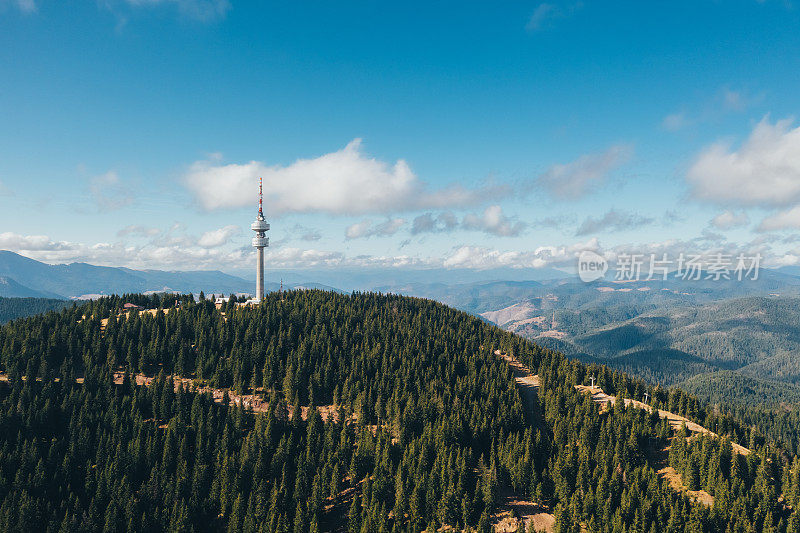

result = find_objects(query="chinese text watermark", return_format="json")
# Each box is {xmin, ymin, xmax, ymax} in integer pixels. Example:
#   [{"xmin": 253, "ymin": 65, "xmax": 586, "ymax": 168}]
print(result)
[{"xmin": 577, "ymin": 252, "xmax": 761, "ymax": 283}]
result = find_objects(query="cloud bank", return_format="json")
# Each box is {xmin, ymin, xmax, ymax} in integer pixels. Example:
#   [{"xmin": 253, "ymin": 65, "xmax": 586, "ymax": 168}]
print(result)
[
  {"xmin": 687, "ymin": 117, "xmax": 800, "ymax": 207},
  {"xmin": 185, "ymin": 139, "xmax": 506, "ymax": 215},
  {"xmin": 407, "ymin": 206, "xmax": 526, "ymax": 238}
]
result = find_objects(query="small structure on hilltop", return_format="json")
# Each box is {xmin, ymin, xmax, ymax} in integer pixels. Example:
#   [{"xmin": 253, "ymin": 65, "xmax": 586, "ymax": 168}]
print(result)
[{"xmin": 122, "ymin": 303, "xmax": 142, "ymax": 313}]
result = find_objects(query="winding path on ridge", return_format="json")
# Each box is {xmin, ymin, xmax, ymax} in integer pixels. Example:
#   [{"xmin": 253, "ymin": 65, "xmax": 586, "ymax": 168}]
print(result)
[
  {"xmin": 492, "ymin": 352, "xmax": 553, "ymax": 532},
  {"xmin": 495, "ymin": 350, "xmax": 751, "ymax": 512}
]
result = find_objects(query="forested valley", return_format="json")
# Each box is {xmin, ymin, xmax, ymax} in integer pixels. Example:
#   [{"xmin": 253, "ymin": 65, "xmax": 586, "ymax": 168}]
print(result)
[{"xmin": 0, "ymin": 291, "xmax": 799, "ymax": 532}]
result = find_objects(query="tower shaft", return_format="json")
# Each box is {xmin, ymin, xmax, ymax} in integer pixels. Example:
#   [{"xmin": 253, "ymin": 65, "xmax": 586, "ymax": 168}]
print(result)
[
  {"xmin": 251, "ymin": 177, "xmax": 269, "ymax": 302},
  {"xmin": 256, "ymin": 247, "xmax": 264, "ymax": 301}
]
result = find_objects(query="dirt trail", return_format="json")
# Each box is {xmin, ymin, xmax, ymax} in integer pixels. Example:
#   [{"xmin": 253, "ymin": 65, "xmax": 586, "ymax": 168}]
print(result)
[
  {"xmin": 572, "ymin": 383, "xmax": 749, "ymax": 456},
  {"xmin": 498, "ymin": 351, "xmax": 540, "ymax": 390},
  {"xmin": 496, "ymin": 350, "xmax": 751, "ymax": 510},
  {"xmin": 497, "ymin": 350, "xmax": 748, "ymax": 457},
  {"xmin": 498, "ymin": 350, "xmax": 540, "ymax": 420},
  {"xmin": 111, "ymin": 371, "xmax": 347, "ymax": 422},
  {"xmin": 570, "ymin": 385, "xmax": 727, "ymax": 505},
  {"xmin": 114, "ymin": 372, "xmax": 273, "ymax": 413},
  {"xmin": 0, "ymin": 370, "xmax": 338, "ymax": 422},
  {"xmin": 493, "ymin": 350, "xmax": 554, "ymax": 532}
]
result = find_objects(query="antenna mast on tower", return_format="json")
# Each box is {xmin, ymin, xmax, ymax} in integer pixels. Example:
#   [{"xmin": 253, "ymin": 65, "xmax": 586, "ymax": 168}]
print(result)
[{"xmin": 258, "ymin": 177, "xmax": 263, "ymax": 215}]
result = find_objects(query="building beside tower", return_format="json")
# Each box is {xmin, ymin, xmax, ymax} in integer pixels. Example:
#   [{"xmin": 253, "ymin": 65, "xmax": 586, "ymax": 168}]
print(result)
[{"xmin": 250, "ymin": 177, "xmax": 269, "ymax": 302}]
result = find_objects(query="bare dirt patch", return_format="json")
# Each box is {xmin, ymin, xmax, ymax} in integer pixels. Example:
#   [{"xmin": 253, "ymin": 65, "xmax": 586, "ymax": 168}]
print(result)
[
  {"xmin": 492, "ymin": 489, "xmax": 554, "ymax": 532},
  {"xmin": 658, "ymin": 463, "xmax": 714, "ymax": 507},
  {"xmin": 112, "ymin": 371, "xmax": 346, "ymax": 421},
  {"xmin": 536, "ymin": 329, "xmax": 568, "ymax": 340}
]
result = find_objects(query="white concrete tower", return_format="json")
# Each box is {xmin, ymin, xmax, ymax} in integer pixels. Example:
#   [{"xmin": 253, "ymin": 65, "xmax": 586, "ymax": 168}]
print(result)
[{"xmin": 250, "ymin": 177, "xmax": 269, "ymax": 301}]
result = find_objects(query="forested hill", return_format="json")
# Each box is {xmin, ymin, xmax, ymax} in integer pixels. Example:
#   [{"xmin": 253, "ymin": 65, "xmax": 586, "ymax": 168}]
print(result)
[
  {"xmin": 0, "ymin": 296, "xmax": 70, "ymax": 324},
  {"xmin": 0, "ymin": 291, "xmax": 798, "ymax": 532}
]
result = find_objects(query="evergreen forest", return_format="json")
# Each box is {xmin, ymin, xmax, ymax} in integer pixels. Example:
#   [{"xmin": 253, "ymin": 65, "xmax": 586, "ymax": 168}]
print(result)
[{"xmin": 0, "ymin": 291, "xmax": 798, "ymax": 532}]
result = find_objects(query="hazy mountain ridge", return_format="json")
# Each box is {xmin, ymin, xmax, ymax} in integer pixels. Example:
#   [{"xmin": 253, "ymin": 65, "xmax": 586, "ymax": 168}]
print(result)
[
  {"xmin": 385, "ymin": 272, "xmax": 800, "ymax": 406},
  {"xmin": 562, "ymin": 297, "xmax": 800, "ymax": 377},
  {"xmin": 677, "ymin": 370, "xmax": 800, "ymax": 407},
  {"xmin": 8, "ymin": 248, "xmax": 800, "ymax": 408},
  {"xmin": 0, "ymin": 275, "xmax": 58, "ymax": 298},
  {"xmin": 0, "ymin": 251, "xmax": 255, "ymax": 298},
  {"xmin": 503, "ymin": 295, "xmax": 800, "ymax": 407}
]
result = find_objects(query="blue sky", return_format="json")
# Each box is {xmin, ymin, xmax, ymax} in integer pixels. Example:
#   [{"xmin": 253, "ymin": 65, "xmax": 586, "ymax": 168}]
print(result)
[{"xmin": 2, "ymin": 0, "xmax": 800, "ymax": 275}]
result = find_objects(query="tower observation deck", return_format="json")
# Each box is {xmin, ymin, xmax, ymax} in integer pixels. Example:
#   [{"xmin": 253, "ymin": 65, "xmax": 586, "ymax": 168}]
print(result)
[{"xmin": 251, "ymin": 177, "xmax": 269, "ymax": 301}]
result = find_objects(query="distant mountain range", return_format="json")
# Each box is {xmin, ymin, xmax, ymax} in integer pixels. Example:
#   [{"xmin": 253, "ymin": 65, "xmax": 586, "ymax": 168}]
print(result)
[
  {"xmin": 0, "ymin": 274, "xmax": 55, "ymax": 298},
  {"xmin": 0, "ymin": 251, "xmax": 259, "ymax": 299},
  {"xmin": 0, "ymin": 251, "xmax": 351, "ymax": 299},
  {"xmin": 374, "ymin": 269, "xmax": 800, "ymax": 406},
  {"xmin": 9, "ymin": 248, "xmax": 800, "ymax": 407}
]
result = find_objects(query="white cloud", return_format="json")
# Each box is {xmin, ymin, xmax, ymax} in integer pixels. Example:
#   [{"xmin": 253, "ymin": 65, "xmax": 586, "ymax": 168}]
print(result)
[
  {"xmin": 266, "ymin": 247, "xmax": 344, "ymax": 268},
  {"xmin": 345, "ymin": 218, "xmax": 405, "ymax": 240},
  {"xmin": 0, "ymin": 232, "xmax": 74, "ymax": 251},
  {"xmin": 437, "ymin": 236, "xmax": 778, "ymax": 271},
  {"xmin": 526, "ymin": 3, "xmax": 558, "ymax": 31},
  {"xmin": 525, "ymin": 2, "xmax": 582, "ymax": 32},
  {"xmin": 662, "ymin": 112, "xmax": 690, "ymax": 132},
  {"xmin": 89, "ymin": 171, "xmax": 133, "ymax": 212},
  {"xmin": 6, "ymin": 225, "xmax": 796, "ymax": 274},
  {"xmin": 117, "ymin": 225, "xmax": 160, "ymax": 238},
  {"xmin": 411, "ymin": 212, "xmax": 459, "ymax": 234},
  {"xmin": 185, "ymin": 139, "xmax": 505, "ymax": 215},
  {"xmin": 0, "ymin": 230, "xmax": 249, "ymax": 271},
  {"xmin": 198, "ymin": 224, "xmax": 242, "ymax": 248},
  {"xmin": 774, "ymin": 253, "xmax": 800, "ymax": 266},
  {"xmin": 461, "ymin": 205, "xmax": 526, "ymax": 237},
  {"xmin": 443, "ymin": 238, "xmax": 600, "ymax": 270},
  {"xmin": 534, "ymin": 215, "xmax": 573, "ymax": 230},
  {"xmin": 409, "ymin": 206, "xmax": 525, "ymax": 237},
  {"xmin": 687, "ymin": 117, "xmax": 800, "ymax": 206},
  {"xmin": 537, "ymin": 144, "xmax": 633, "ymax": 200},
  {"xmin": 122, "ymin": 0, "xmax": 229, "ymax": 20},
  {"xmin": 575, "ymin": 209, "xmax": 654, "ymax": 236},
  {"xmin": 723, "ymin": 89, "xmax": 745, "ymax": 111},
  {"xmin": 345, "ymin": 220, "xmax": 373, "ymax": 240},
  {"xmin": 758, "ymin": 206, "xmax": 800, "ymax": 231},
  {"xmin": 285, "ymin": 224, "xmax": 322, "ymax": 242},
  {"xmin": 721, "ymin": 88, "xmax": 762, "ymax": 112},
  {"xmin": 427, "ymin": 234, "xmax": 784, "ymax": 274},
  {"xmin": 1, "ymin": 0, "xmax": 36, "ymax": 12},
  {"xmin": 662, "ymin": 87, "xmax": 762, "ymax": 134},
  {"xmin": 710, "ymin": 210, "xmax": 749, "ymax": 230}
]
